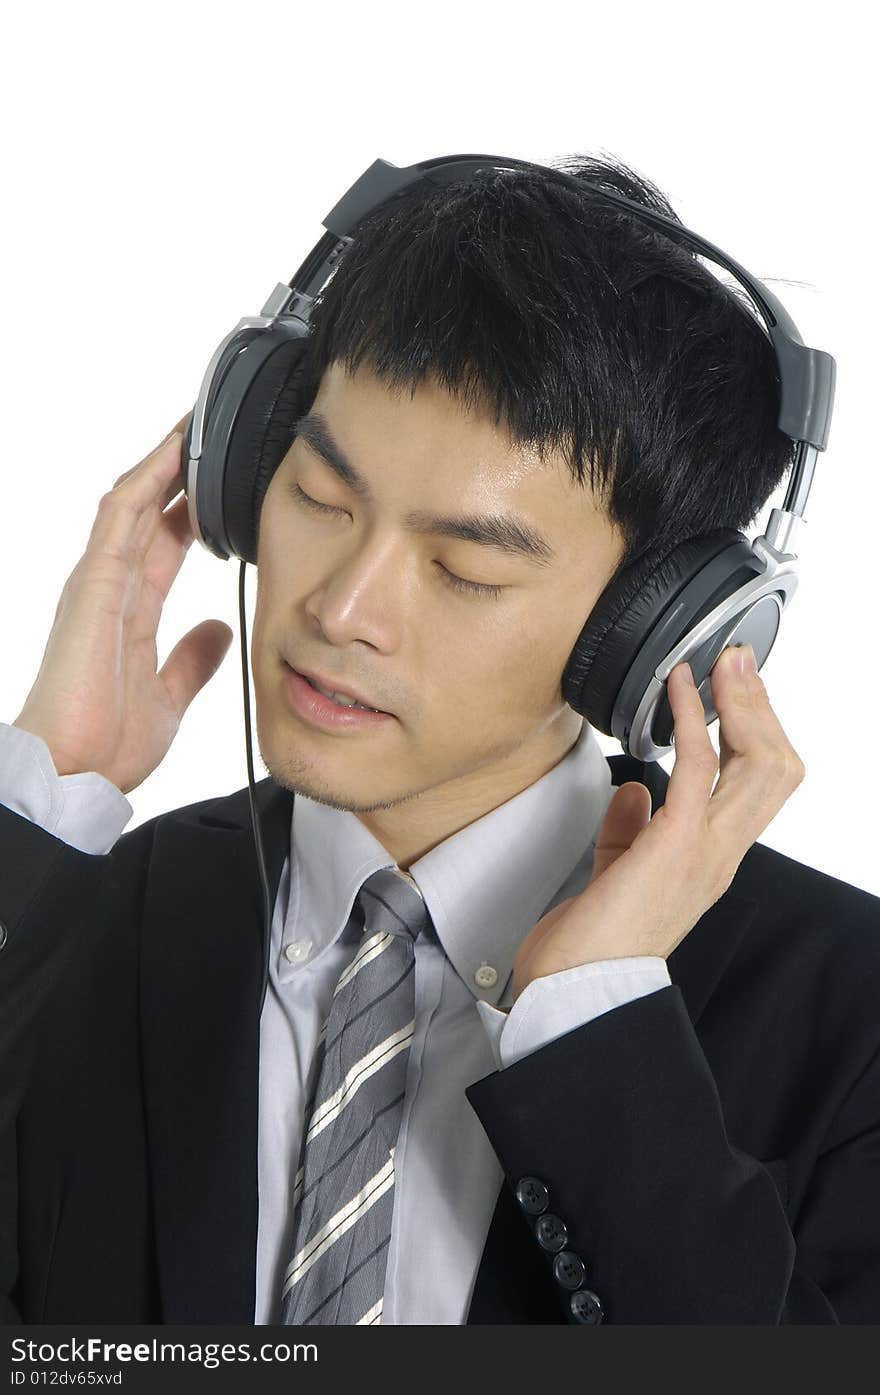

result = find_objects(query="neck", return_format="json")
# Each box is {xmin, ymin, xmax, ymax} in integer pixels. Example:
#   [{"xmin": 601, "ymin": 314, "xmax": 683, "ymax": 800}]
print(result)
[{"xmin": 355, "ymin": 710, "xmax": 585, "ymax": 869}]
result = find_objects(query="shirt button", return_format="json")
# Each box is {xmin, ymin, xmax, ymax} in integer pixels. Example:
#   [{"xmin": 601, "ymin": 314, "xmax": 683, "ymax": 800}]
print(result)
[
  {"xmin": 284, "ymin": 939, "xmax": 313, "ymax": 964},
  {"xmin": 474, "ymin": 963, "xmax": 498, "ymax": 989}
]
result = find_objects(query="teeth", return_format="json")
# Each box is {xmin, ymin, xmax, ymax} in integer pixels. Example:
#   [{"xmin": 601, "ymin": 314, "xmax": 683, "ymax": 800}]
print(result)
[{"xmin": 309, "ymin": 677, "xmax": 379, "ymax": 712}]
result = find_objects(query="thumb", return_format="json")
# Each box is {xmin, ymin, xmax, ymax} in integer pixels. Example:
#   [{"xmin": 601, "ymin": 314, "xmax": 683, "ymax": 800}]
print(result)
[
  {"xmin": 159, "ymin": 620, "xmax": 235, "ymax": 719},
  {"xmin": 590, "ymin": 781, "xmax": 653, "ymax": 881}
]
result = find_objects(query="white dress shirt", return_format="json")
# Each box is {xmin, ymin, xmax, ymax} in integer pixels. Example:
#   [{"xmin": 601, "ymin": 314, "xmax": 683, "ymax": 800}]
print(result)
[{"xmin": 0, "ymin": 718, "xmax": 671, "ymax": 1323}]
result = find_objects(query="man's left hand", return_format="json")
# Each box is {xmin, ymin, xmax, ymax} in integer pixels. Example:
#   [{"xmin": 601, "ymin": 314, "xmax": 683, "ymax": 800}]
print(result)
[{"xmin": 510, "ymin": 643, "xmax": 806, "ymax": 1004}]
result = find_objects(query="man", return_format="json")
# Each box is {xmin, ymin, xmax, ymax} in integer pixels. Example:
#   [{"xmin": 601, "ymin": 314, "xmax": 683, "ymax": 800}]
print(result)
[{"xmin": 1, "ymin": 155, "xmax": 878, "ymax": 1325}]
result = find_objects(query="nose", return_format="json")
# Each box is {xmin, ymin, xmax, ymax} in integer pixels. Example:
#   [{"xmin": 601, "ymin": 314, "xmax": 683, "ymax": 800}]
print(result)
[{"xmin": 304, "ymin": 534, "xmax": 408, "ymax": 651}]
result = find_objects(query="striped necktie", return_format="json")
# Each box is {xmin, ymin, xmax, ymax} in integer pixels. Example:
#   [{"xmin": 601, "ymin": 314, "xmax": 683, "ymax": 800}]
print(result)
[{"xmin": 279, "ymin": 866, "xmax": 432, "ymax": 1325}]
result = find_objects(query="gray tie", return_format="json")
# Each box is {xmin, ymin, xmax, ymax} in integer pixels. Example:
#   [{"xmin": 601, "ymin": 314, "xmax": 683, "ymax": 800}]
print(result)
[{"xmin": 279, "ymin": 866, "xmax": 432, "ymax": 1325}]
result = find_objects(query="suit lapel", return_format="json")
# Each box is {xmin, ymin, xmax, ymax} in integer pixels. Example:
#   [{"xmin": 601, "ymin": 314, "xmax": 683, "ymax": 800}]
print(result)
[{"xmin": 139, "ymin": 775, "xmax": 293, "ymax": 1323}]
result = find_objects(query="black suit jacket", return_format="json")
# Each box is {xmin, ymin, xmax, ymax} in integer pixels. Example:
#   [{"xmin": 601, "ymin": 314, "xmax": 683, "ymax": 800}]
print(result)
[{"xmin": 1, "ymin": 752, "xmax": 878, "ymax": 1325}]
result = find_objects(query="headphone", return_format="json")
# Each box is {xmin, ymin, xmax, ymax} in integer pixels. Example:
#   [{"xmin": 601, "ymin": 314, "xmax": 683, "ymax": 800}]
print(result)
[{"xmin": 177, "ymin": 152, "xmax": 837, "ymax": 1015}]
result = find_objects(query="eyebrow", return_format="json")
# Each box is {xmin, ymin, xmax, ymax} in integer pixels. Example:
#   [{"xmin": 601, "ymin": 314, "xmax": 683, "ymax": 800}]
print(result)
[{"xmin": 291, "ymin": 412, "xmax": 556, "ymax": 567}]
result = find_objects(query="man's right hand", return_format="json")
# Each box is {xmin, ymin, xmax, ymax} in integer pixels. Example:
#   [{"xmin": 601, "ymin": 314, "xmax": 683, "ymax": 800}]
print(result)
[{"xmin": 12, "ymin": 415, "xmax": 235, "ymax": 796}]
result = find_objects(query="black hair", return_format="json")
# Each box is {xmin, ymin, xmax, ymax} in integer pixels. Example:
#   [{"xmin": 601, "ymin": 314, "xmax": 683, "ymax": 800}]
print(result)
[{"xmin": 295, "ymin": 151, "xmax": 796, "ymax": 573}]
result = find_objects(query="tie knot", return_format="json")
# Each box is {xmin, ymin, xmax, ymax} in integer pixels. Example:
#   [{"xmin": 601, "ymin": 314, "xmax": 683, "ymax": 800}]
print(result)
[{"xmin": 355, "ymin": 867, "xmax": 432, "ymax": 945}]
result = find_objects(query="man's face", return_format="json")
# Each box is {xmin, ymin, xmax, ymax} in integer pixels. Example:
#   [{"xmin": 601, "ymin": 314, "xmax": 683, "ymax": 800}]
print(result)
[{"xmin": 251, "ymin": 359, "xmax": 624, "ymax": 845}]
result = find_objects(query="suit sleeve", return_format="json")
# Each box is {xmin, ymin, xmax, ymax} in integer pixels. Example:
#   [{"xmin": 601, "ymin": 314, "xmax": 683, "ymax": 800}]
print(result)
[
  {"xmin": 465, "ymin": 983, "xmax": 880, "ymax": 1323},
  {"xmin": 0, "ymin": 724, "xmax": 133, "ymax": 1322}
]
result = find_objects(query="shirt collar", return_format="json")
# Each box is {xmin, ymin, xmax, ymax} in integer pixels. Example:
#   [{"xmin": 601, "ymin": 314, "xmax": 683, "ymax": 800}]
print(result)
[{"xmin": 281, "ymin": 721, "xmax": 614, "ymax": 1008}]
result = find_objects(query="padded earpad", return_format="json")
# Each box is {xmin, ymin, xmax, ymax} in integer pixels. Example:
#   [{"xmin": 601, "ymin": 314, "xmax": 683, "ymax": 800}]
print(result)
[
  {"xmin": 223, "ymin": 337, "xmax": 314, "ymax": 563},
  {"xmin": 561, "ymin": 527, "xmax": 747, "ymax": 731}
]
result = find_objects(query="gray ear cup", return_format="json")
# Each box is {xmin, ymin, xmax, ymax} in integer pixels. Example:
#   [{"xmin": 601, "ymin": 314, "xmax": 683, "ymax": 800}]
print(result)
[
  {"xmin": 561, "ymin": 528, "xmax": 749, "ymax": 734},
  {"xmin": 222, "ymin": 338, "xmax": 314, "ymax": 564}
]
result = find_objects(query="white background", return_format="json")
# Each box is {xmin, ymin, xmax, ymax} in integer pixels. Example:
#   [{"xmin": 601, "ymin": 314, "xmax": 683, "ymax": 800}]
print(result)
[{"xmin": 1, "ymin": 0, "xmax": 876, "ymax": 895}]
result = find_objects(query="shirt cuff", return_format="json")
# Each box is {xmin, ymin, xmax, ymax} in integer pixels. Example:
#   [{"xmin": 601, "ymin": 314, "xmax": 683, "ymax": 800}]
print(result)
[
  {"xmin": 476, "ymin": 957, "xmax": 673, "ymax": 1069},
  {"xmin": 0, "ymin": 721, "xmax": 133, "ymax": 855}
]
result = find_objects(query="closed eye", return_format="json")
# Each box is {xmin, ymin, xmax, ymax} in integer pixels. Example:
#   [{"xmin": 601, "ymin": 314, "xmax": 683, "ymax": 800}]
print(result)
[
  {"xmin": 289, "ymin": 481, "xmax": 506, "ymax": 600},
  {"xmin": 434, "ymin": 564, "xmax": 505, "ymax": 599},
  {"xmin": 288, "ymin": 481, "xmax": 343, "ymax": 516}
]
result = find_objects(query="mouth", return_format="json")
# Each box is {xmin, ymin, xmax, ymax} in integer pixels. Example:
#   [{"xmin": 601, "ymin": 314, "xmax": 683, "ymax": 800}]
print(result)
[{"xmin": 283, "ymin": 661, "xmax": 395, "ymax": 723}]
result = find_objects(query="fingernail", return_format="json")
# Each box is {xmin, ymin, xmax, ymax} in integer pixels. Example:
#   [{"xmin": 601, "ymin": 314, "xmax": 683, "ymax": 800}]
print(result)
[
  {"xmin": 680, "ymin": 661, "xmax": 695, "ymax": 686},
  {"xmin": 731, "ymin": 642, "xmax": 757, "ymax": 676}
]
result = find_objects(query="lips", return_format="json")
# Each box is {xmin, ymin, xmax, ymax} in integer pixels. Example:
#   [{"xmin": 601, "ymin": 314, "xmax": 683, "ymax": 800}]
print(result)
[{"xmin": 287, "ymin": 662, "xmax": 391, "ymax": 715}]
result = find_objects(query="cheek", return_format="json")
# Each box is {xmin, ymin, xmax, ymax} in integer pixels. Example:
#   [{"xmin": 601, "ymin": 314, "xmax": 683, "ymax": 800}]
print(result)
[
  {"xmin": 483, "ymin": 589, "xmax": 590, "ymax": 706},
  {"xmin": 257, "ymin": 498, "xmax": 322, "ymax": 595},
  {"xmin": 423, "ymin": 600, "xmax": 573, "ymax": 717}
]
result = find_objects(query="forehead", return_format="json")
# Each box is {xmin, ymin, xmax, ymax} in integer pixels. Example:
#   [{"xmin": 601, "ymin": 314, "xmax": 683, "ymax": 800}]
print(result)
[{"xmin": 306, "ymin": 360, "xmax": 606, "ymax": 534}]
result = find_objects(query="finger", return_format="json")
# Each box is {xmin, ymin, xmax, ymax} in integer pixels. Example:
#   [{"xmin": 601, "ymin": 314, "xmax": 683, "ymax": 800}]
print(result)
[
  {"xmin": 707, "ymin": 645, "xmax": 806, "ymax": 833},
  {"xmin": 121, "ymin": 498, "xmax": 197, "ymax": 649},
  {"xmin": 662, "ymin": 659, "xmax": 720, "ymax": 821},
  {"xmin": 145, "ymin": 493, "xmax": 195, "ymax": 585},
  {"xmin": 132, "ymin": 466, "xmax": 189, "ymax": 558},
  {"xmin": 105, "ymin": 412, "xmax": 192, "ymax": 555},
  {"xmin": 115, "ymin": 418, "xmax": 192, "ymax": 554},
  {"xmin": 709, "ymin": 644, "xmax": 780, "ymax": 759},
  {"xmin": 142, "ymin": 495, "xmax": 196, "ymax": 597},
  {"xmin": 88, "ymin": 432, "xmax": 184, "ymax": 561},
  {"xmin": 111, "ymin": 413, "xmax": 191, "ymax": 488},
  {"xmin": 158, "ymin": 619, "xmax": 235, "ymax": 723},
  {"xmin": 592, "ymin": 782, "xmax": 653, "ymax": 879}
]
